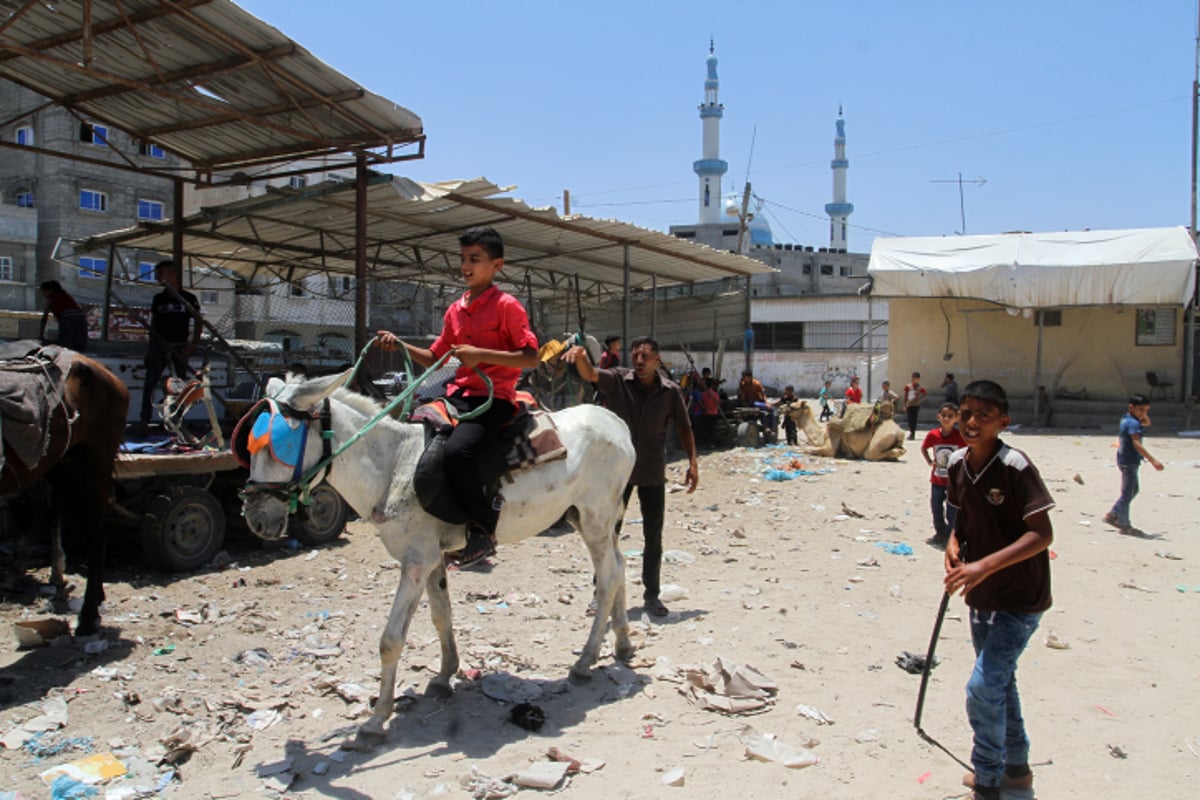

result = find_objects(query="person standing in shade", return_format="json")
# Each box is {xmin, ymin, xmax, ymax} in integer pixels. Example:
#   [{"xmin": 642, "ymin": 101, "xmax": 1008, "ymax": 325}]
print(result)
[
  {"xmin": 140, "ymin": 260, "xmax": 202, "ymax": 428},
  {"xmin": 903, "ymin": 371, "xmax": 928, "ymax": 440},
  {"xmin": 563, "ymin": 336, "xmax": 699, "ymax": 618},
  {"xmin": 818, "ymin": 379, "xmax": 834, "ymax": 422},
  {"xmin": 598, "ymin": 336, "xmax": 621, "ymax": 369},
  {"xmin": 944, "ymin": 372, "xmax": 960, "ymax": 405},
  {"xmin": 39, "ymin": 280, "xmax": 88, "ymax": 351}
]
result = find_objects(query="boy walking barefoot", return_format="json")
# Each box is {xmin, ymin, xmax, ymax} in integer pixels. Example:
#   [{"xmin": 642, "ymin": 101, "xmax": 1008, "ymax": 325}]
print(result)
[
  {"xmin": 922, "ymin": 402, "xmax": 966, "ymax": 548},
  {"xmin": 1103, "ymin": 393, "xmax": 1164, "ymax": 535},
  {"xmin": 944, "ymin": 381, "xmax": 1054, "ymax": 800},
  {"xmin": 377, "ymin": 226, "xmax": 538, "ymax": 567}
]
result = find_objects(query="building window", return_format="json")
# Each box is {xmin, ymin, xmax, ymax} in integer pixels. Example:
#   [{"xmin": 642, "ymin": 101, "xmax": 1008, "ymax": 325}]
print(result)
[
  {"xmin": 137, "ymin": 199, "xmax": 165, "ymax": 221},
  {"xmin": 839, "ymin": 265, "xmax": 852, "ymax": 277},
  {"xmin": 0, "ymin": 256, "xmax": 13, "ymax": 280},
  {"xmin": 290, "ymin": 281, "xmax": 305, "ymax": 297},
  {"xmin": 802, "ymin": 264, "xmax": 812, "ymax": 276},
  {"xmin": 79, "ymin": 189, "xmax": 108, "ymax": 212},
  {"xmin": 288, "ymin": 175, "xmax": 307, "ymax": 190},
  {"xmin": 329, "ymin": 275, "xmax": 352, "ymax": 297},
  {"xmin": 1135, "ymin": 307, "xmax": 1177, "ymax": 346},
  {"xmin": 820, "ymin": 264, "xmax": 833, "ymax": 276},
  {"xmin": 80, "ymin": 122, "xmax": 108, "ymax": 146},
  {"xmin": 15, "ymin": 126, "xmax": 33, "ymax": 146},
  {"xmin": 266, "ymin": 330, "xmax": 303, "ymax": 352},
  {"xmin": 138, "ymin": 142, "xmax": 165, "ymax": 158},
  {"xmin": 138, "ymin": 261, "xmax": 157, "ymax": 282},
  {"xmin": 78, "ymin": 256, "xmax": 108, "ymax": 279},
  {"xmin": 16, "ymin": 191, "xmax": 34, "ymax": 208},
  {"xmin": 200, "ymin": 290, "xmax": 219, "ymax": 305}
]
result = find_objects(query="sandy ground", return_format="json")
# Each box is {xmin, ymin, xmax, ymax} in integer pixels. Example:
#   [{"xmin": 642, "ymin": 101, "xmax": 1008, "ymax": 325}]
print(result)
[{"xmin": 1, "ymin": 427, "xmax": 1198, "ymax": 800}]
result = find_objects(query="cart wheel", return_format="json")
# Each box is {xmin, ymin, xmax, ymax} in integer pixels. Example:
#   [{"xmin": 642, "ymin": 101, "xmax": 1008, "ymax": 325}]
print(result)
[
  {"xmin": 141, "ymin": 486, "xmax": 226, "ymax": 571},
  {"xmin": 288, "ymin": 483, "xmax": 349, "ymax": 546},
  {"xmin": 736, "ymin": 421, "xmax": 760, "ymax": 448}
]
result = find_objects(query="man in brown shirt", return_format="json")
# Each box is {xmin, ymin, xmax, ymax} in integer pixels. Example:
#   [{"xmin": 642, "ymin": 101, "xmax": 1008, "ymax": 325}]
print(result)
[{"xmin": 564, "ymin": 336, "xmax": 698, "ymax": 617}]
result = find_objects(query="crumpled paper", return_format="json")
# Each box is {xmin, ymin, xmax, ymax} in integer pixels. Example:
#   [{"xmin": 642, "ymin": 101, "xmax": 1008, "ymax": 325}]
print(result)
[{"xmin": 679, "ymin": 656, "xmax": 777, "ymax": 714}]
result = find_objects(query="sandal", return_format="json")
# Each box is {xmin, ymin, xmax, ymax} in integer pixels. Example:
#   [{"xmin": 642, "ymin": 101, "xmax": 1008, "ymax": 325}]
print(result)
[
  {"xmin": 456, "ymin": 526, "xmax": 496, "ymax": 567},
  {"xmin": 1102, "ymin": 512, "xmax": 1121, "ymax": 528}
]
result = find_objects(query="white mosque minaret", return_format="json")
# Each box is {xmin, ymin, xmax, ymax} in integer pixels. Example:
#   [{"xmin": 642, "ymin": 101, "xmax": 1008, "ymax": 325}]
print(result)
[
  {"xmin": 824, "ymin": 107, "xmax": 854, "ymax": 251},
  {"xmin": 693, "ymin": 39, "xmax": 728, "ymax": 225}
]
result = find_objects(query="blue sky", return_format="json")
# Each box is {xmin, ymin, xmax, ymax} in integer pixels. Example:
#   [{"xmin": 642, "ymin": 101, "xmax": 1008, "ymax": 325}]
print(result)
[{"xmin": 241, "ymin": 0, "xmax": 1197, "ymax": 251}]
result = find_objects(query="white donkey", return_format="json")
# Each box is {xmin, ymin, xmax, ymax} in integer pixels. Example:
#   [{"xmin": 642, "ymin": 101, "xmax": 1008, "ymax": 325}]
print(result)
[{"xmin": 239, "ymin": 371, "xmax": 636, "ymax": 742}]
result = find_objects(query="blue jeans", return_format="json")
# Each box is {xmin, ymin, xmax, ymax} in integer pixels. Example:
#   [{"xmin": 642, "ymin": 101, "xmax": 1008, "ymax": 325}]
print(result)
[
  {"xmin": 1109, "ymin": 462, "xmax": 1140, "ymax": 528},
  {"xmin": 930, "ymin": 484, "xmax": 957, "ymax": 541},
  {"xmin": 966, "ymin": 609, "xmax": 1041, "ymax": 788}
]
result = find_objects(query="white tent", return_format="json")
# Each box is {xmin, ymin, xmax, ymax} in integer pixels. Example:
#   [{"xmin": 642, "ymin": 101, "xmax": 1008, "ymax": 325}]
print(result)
[{"xmin": 867, "ymin": 227, "xmax": 1197, "ymax": 308}]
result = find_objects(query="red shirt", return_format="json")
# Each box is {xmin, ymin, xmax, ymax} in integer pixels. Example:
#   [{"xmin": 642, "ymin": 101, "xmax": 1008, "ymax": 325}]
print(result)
[
  {"xmin": 845, "ymin": 385, "xmax": 863, "ymax": 404},
  {"xmin": 700, "ymin": 387, "xmax": 720, "ymax": 415},
  {"xmin": 922, "ymin": 426, "xmax": 967, "ymax": 486},
  {"xmin": 430, "ymin": 285, "xmax": 538, "ymax": 402},
  {"xmin": 46, "ymin": 289, "xmax": 80, "ymax": 318}
]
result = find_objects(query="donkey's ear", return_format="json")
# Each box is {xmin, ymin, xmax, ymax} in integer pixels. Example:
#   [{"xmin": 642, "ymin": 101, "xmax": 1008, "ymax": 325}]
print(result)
[
  {"xmin": 265, "ymin": 376, "xmax": 287, "ymax": 398},
  {"xmin": 286, "ymin": 368, "xmax": 354, "ymax": 411}
]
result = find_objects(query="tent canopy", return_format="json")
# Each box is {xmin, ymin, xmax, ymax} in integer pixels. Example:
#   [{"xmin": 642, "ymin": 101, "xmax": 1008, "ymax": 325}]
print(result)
[
  {"xmin": 0, "ymin": 0, "xmax": 423, "ymax": 175},
  {"xmin": 868, "ymin": 227, "xmax": 1198, "ymax": 308},
  {"xmin": 77, "ymin": 175, "xmax": 774, "ymax": 298}
]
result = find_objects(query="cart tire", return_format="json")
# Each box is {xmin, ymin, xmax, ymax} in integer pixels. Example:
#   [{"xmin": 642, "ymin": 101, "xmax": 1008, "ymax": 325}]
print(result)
[
  {"xmin": 141, "ymin": 486, "xmax": 226, "ymax": 571},
  {"xmin": 288, "ymin": 483, "xmax": 349, "ymax": 546}
]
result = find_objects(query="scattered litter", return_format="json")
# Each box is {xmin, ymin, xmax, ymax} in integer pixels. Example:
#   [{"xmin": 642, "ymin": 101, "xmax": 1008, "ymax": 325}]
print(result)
[
  {"xmin": 875, "ymin": 542, "xmax": 914, "ymax": 556},
  {"xmin": 235, "ymin": 648, "xmax": 272, "ymax": 665},
  {"xmin": 1118, "ymin": 581, "xmax": 1156, "ymax": 593},
  {"xmin": 1095, "ymin": 705, "xmax": 1116, "ymax": 717},
  {"xmin": 47, "ymin": 776, "xmax": 97, "ymax": 799},
  {"xmin": 681, "ymin": 656, "xmax": 777, "ymax": 715},
  {"xmin": 39, "ymin": 752, "xmax": 125, "ymax": 786},
  {"xmin": 459, "ymin": 765, "xmax": 517, "ymax": 799},
  {"xmin": 659, "ymin": 584, "xmax": 688, "ymax": 603},
  {"xmin": 481, "ymin": 673, "xmax": 544, "ymax": 704},
  {"xmin": 661, "ymin": 767, "xmax": 686, "ymax": 786},
  {"xmin": 545, "ymin": 746, "xmax": 604, "ymax": 774},
  {"xmin": 917, "ymin": 770, "xmax": 932, "ymax": 783},
  {"xmin": 663, "ymin": 550, "xmax": 695, "ymax": 564},
  {"xmin": 855, "ymin": 728, "xmax": 880, "ymax": 743},
  {"xmin": 13, "ymin": 619, "xmax": 70, "ymax": 649},
  {"xmin": 0, "ymin": 697, "xmax": 69, "ymax": 749},
  {"xmin": 512, "ymin": 761, "xmax": 569, "ymax": 790},
  {"xmin": 739, "ymin": 725, "xmax": 818, "ymax": 768},
  {"xmin": 508, "ymin": 703, "xmax": 546, "ymax": 732},
  {"xmin": 1045, "ymin": 632, "xmax": 1070, "ymax": 650},
  {"xmin": 1073, "ymin": 473, "xmax": 1085, "ymax": 485},
  {"xmin": 1107, "ymin": 744, "xmax": 1128, "ymax": 759},
  {"xmin": 795, "ymin": 704, "xmax": 834, "ymax": 725},
  {"xmin": 841, "ymin": 502, "xmax": 866, "ymax": 518},
  {"xmin": 151, "ymin": 645, "xmax": 175, "ymax": 656},
  {"xmin": 1155, "ymin": 550, "xmax": 1183, "ymax": 561},
  {"xmin": 894, "ymin": 651, "xmax": 938, "ymax": 675},
  {"xmin": 856, "ymin": 556, "xmax": 880, "ymax": 568}
]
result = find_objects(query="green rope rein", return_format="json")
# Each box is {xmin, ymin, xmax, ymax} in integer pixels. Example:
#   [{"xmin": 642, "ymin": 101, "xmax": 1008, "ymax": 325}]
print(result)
[{"xmin": 279, "ymin": 335, "xmax": 493, "ymax": 510}]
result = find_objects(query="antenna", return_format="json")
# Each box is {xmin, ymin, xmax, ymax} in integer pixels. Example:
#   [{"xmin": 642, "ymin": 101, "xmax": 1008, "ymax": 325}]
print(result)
[
  {"xmin": 744, "ymin": 124, "xmax": 757, "ymax": 187},
  {"xmin": 930, "ymin": 172, "xmax": 987, "ymax": 234}
]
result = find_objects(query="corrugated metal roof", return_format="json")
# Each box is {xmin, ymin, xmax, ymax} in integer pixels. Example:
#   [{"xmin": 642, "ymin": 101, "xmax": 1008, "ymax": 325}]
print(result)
[
  {"xmin": 0, "ymin": 0, "xmax": 423, "ymax": 173},
  {"xmin": 78, "ymin": 176, "xmax": 775, "ymax": 297}
]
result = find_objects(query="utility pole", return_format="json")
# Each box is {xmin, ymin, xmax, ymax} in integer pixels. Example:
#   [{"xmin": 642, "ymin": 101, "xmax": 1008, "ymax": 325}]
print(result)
[
  {"xmin": 563, "ymin": 189, "xmax": 571, "ymax": 216},
  {"xmin": 735, "ymin": 182, "xmax": 754, "ymax": 372},
  {"xmin": 1186, "ymin": 0, "xmax": 1199, "ymax": 402},
  {"xmin": 931, "ymin": 172, "xmax": 987, "ymax": 235}
]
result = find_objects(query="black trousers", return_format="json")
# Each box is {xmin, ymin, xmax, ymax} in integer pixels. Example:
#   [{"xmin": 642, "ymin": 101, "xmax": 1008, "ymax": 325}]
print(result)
[
  {"xmin": 444, "ymin": 396, "xmax": 516, "ymax": 535},
  {"xmin": 618, "ymin": 483, "xmax": 666, "ymax": 602},
  {"xmin": 906, "ymin": 405, "xmax": 920, "ymax": 437},
  {"xmin": 141, "ymin": 345, "xmax": 190, "ymax": 424}
]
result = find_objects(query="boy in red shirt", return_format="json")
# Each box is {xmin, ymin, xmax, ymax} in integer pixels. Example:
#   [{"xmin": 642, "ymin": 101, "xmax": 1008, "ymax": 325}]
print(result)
[
  {"xmin": 378, "ymin": 227, "xmax": 538, "ymax": 566},
  {"xmin": 844, "ymin": 376, "xmax": 863, "ymax": 405},
  {"xmin": 922, "ymin": 401, "xmax": 966, "ymax": 548}
]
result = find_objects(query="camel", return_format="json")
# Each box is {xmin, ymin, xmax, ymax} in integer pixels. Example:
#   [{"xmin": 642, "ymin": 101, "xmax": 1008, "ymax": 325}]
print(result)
[{"xmin": 783, "ymin": 399, "xmax": 907, "ymax": 461}]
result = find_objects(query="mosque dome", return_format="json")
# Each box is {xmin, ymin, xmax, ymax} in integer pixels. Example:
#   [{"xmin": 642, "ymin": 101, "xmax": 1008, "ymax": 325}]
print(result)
[{"xmin": 748, "ymin": 213, "xmax": 774, "ymax": 246}]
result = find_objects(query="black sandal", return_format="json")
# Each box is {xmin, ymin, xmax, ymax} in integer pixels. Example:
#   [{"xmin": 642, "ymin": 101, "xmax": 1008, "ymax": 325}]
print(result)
[{"xmin": 456, "ymin": 526, "xmax": 496, "ymax": 567}]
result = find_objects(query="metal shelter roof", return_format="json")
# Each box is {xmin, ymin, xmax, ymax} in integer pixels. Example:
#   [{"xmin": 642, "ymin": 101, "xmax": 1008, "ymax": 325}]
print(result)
[
  {"xmin": 0, "ymin": 0, "xmax": 424, "ymax": 176},
  {"xmin": 77, "ymin": 176, "xmax": 775, "ymax": 297}
]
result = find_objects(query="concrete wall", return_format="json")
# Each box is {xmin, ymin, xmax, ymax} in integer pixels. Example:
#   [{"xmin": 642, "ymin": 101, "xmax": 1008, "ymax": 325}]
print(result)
[{"xmin": 887, "ymin": 297, "xmax": 1186, "ymax": 403}]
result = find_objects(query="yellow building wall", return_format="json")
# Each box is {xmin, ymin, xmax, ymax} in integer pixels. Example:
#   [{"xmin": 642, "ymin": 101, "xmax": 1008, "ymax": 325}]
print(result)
[{"xmin": 887, "ymin": 298, "xmax": 1183, "ymax": 402}]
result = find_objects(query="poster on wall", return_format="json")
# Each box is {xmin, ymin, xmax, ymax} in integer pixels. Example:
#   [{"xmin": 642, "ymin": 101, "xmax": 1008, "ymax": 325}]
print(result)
[{"xmin": 1135, "ymin": 308, "xmax": 1175, "ymax": 346}]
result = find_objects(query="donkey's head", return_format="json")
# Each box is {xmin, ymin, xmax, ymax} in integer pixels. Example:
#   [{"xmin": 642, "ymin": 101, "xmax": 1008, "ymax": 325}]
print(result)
[{"xmin": 236, "ymin": 369, "xmax": 351, "ymax": 539}]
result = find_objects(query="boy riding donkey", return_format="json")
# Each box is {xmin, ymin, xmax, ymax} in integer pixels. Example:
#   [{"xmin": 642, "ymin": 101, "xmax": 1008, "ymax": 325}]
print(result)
[{"xmin": 377, "ymin": 227, "xmax": 538, "ymax": 567}]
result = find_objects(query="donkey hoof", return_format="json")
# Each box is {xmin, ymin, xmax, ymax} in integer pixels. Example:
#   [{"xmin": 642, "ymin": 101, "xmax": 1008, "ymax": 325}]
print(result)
[
  {"xmin": 615, "ymin": 642, "xmax": 637, "ymax": 662},
  {"xmin": 425, "ymin": 680, "xmax": 453, "ymax": 699},
  {"xmin": 568, "ymin": 666, "xmax": 593, "ymax": 684},
  {"xmin": 345, "ymin": 728, "xmax": 385, "ymax": 752}
]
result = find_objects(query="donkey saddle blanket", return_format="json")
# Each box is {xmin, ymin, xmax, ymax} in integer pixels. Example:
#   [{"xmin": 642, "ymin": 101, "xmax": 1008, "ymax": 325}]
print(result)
[{"xmin": 0, "ymin": 341, "xmax": 76, "ymax": 474}]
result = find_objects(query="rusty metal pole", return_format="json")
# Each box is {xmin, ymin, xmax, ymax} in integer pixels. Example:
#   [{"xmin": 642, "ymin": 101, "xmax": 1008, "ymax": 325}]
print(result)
[{"xmin": 354, "ymin": 152, "xmax": 368, "ymax": 354}]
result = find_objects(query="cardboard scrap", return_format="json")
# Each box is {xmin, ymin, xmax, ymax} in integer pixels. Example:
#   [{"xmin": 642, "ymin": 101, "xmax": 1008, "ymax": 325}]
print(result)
[{"xmin": 680, "ymin": 656, "xmax": 778, "ymax": 715}]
